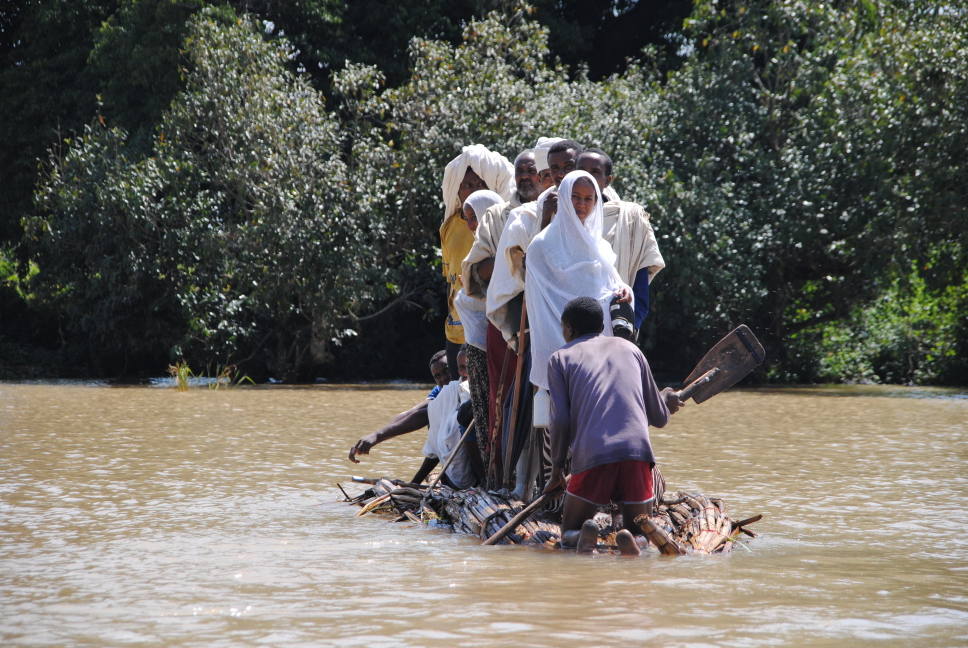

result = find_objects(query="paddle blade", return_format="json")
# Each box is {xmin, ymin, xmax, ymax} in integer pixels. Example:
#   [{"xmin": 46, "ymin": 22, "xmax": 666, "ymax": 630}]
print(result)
[{"xmin": 682, "ymin": 324, "xmax": 765, "ymax": 403}]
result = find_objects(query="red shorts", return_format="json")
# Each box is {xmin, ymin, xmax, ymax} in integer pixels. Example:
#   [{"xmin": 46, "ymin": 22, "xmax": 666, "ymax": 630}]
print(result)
[{"xmin": 566, "ymin": 460, "xmax": 655, "ymax": 506}]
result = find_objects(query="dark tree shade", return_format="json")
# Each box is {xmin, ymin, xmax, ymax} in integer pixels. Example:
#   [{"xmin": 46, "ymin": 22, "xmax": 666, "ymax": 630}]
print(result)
[
  {"xmin": 0, "ymin": 1, "xmax": 119, "ymax": 243},
  {"xmin": 0, "ymin": 0, "xmax": 691, "ymax": 246},
  {"xmin": 533, "ymin": 0, "xmax": 692, "ymax": 79}
]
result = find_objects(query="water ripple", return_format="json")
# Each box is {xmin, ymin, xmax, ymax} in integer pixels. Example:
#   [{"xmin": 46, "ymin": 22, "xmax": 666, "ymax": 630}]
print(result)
[{"xmin": 0, "ymin": 384, "xmax": 965, "ymax": 647}]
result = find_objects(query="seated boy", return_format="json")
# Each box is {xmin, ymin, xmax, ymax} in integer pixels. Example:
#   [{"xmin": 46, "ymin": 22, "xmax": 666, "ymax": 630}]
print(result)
[{"xmin": 412, "ymin": 347, "xmax": 484, "ymax": 488}]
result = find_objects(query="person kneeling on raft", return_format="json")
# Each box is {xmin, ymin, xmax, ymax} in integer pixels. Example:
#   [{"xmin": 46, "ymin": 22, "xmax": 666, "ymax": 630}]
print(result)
[{"xmin": 543, "ymin": 296, "xmax": 683, "ymax": 555}]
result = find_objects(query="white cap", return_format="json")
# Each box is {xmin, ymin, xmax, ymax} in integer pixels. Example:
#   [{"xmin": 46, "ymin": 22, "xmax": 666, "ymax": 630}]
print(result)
[{"xmin": 533, "ymin": 137, "xmax": 564, "ymax": 172}]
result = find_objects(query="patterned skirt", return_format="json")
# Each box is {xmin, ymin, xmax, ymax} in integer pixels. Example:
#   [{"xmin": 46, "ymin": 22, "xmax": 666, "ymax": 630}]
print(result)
[{"xmin": 465, "ymin": 345, "xmax": 491, "ymax": 469}]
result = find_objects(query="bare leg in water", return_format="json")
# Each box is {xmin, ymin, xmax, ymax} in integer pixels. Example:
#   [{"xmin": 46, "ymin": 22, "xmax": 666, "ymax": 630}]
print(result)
[
  {"xmin": 559, "ymin": 494, "xmax": 600, "ymax": 553},
  {"xmin": 561, "ymin": 497, "xmax": 652, "ymax": 555}
]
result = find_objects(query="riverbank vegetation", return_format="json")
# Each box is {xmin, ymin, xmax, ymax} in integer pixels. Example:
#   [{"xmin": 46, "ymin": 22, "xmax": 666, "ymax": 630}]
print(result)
[{"xmin": 2, "ymin": 0, "xmax": 965, "ymax": 384}]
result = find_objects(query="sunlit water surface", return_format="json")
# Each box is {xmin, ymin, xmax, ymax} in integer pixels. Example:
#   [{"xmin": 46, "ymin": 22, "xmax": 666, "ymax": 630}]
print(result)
[{"xmin": 1, "ymin": 383, "xmax": 966, "ymax": 647}]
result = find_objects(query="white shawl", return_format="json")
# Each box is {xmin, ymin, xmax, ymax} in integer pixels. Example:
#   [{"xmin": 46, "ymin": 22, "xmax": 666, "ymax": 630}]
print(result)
[
  {"xmin": 484, "ymin": 187, "xmax": 556, "ymax": 342},
  {"xmin": 441, "ymin": 145, "xmax": 515, "ymax": 224},
  {"xmin": 460, "ymin": 196, "xmax": 521, "ymax": 299},
  {"xmin": 463, "ymin": 189, "xmax": 504, "ymax": 222},
  {"xmin": 524, "ymin": 171, "xmax": 630, "ymax": 389},
  {"xmin": 602, "ymin": 199, "xmax": 666, "ymax": 285},
  {"xmin": 454, "ymin": 288, "xmax": 487, "ymax": 351}
]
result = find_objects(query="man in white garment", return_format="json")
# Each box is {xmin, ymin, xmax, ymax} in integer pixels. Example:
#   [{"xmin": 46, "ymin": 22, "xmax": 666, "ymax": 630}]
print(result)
[
  {"xmin": 461, "ymin": 150, "xmax": 541, "ymax": 301},
  {"xmin": 577, "ymin": 148, "xmax": 665, "ymax": 337},
  {"xmin": 532, "ymin": 137, "xmax": 562, "ymax": 192},
  {"xmin": 411, "ymin": 348, "xmax": 482, "ymax": 488}
]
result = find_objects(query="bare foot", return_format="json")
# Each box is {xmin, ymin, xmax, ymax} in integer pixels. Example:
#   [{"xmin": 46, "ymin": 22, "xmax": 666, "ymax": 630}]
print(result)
[
  {"xmin": 616, "ymin": 529, "xmax": 641, "ymax": 556},
  {"xmin": 577, "ymin": 520, "xmax": 599, "ymax": 554}
]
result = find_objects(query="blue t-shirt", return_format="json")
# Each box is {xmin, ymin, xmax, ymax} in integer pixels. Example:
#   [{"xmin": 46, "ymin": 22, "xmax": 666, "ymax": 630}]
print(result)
[{"xmin": 427, "ymin": 385, "xmax": 441, "ymax": 400}]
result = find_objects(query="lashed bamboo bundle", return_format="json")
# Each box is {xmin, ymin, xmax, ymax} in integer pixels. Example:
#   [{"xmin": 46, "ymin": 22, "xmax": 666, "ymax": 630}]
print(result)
[
  {"xmin": 634, "ymin": 514, "xmax": 687, "ymax": 556},
  {"xmin": 342, "ymin": 477, "xmax": 760, "ymax": 554},
  {"xmin": 435, "ymin": 486, "xmax": 559, "ymax": 543}
]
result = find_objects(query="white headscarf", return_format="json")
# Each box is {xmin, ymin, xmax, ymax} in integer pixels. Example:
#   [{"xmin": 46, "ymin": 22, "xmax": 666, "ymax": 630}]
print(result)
[
  {"xmin": 462, "ymin": 189, "xmax": 504, "ymax": 222},
  {"xmin": 441, "ymin": 145, "xmax": 515, "ymax": 224},
  {"xmin": 533, "ymin": 137, "xmax": 564, "ymax": 173},
  {"xmin": 524, "ymin": 170, "xmax": 630, "ymax": 389}
]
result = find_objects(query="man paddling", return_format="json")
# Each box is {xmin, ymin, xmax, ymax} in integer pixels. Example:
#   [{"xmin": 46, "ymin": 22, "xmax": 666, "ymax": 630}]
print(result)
[
  {"xmin": 347, "ymin": 351, "xmax": 449, "ymax": 463},
  {"xmin": 411, "ymin": 347, "xmax": 484, "ymax": 487},
  {"xmin": 543, "ymin": 297, "xmax": 683, "ymax": 555}
]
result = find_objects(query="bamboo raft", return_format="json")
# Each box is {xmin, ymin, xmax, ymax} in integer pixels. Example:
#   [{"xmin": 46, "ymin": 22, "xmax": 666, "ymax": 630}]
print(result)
[{"xmin": 340, "ymin": 477, "xmax": 762, "ymax": 555}]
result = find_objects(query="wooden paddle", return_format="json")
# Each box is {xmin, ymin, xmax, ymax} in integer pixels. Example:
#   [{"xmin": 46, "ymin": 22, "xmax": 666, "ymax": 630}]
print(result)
[
  {"xmin": 502, "ymin": 298, "xmax": 529, "ymax": 489},
  {"xmin": 676, "ymin": 324, "xmax": 765, "ymax": 403},
  {"xmin": 480, "ymin": 325, "xmax": 766, "ymax": 545}
]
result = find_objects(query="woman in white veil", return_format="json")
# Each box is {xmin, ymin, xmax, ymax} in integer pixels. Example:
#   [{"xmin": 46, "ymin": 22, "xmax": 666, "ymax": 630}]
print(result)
[{"xmin": 525, "ymin": 170, "xmax": 632, "ymax": 391}]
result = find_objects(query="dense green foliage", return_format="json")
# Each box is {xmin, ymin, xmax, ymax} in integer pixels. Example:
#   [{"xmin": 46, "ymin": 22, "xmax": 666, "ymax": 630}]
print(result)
[
  {"xmin": 0, "ymin": 0, "xmax": 688, "ymax": 247},
  {"xmin": 24, "ymin": 13, "xmax": 391, "ymax": 379},
  {"xmin": 4, "ymin": 0, "xmax": 966, "ymax": 384}
]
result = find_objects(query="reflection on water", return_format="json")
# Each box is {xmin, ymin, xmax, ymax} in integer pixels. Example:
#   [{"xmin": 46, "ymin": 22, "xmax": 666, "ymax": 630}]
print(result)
[{"xmin": 1, "ymin": 383, "xmax": 966, "ymax": 647}]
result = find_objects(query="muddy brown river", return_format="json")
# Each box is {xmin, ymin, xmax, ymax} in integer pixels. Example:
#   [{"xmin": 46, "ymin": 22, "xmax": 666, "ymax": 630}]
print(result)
[{"xmin": 1, "ymin": 382, "xmax": 965, "ymax": 646}]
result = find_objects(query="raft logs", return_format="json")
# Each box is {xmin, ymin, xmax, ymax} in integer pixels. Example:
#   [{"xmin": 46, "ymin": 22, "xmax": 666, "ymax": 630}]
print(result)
[{"xmin": 341, "ymin": 477, "xmax": 761, "ymax": 554}]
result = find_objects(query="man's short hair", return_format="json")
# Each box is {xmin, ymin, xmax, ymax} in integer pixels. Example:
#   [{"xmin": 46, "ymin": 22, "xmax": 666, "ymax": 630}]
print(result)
[
  {"xmin": 579, "ymin": 148, "xmax": 613, "ymax": 176},
  {"xmin": 514, "ymin": 149, "xmax": 535, "ymax": 165},
  {"xmin": 428, "ymin": 350, "xmax": 447, "ymax": 369},
  {"xmin": 561, "ymin": 297, "xmax": 604, "ymax": 337},
  {"xmin": 548, "ymin": 139, "xmax": 584, "ymax": 157}
]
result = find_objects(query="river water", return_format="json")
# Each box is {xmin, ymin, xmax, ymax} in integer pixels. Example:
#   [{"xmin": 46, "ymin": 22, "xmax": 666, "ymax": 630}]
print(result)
[{"xmin": 1, "ymin": 382, "xmax": 965, "ymax": 647}]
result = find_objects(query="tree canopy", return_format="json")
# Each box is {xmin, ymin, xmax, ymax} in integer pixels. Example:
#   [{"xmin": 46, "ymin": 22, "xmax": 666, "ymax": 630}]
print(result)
[{"xmin": 4, "ymin": 0, "xmax": 966, "ymax": 384}]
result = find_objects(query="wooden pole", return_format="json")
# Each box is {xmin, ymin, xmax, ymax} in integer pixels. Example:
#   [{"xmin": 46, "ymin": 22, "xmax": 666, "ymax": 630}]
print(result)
[
  {"xmin": 481, "ymin": 493, "xmax": 546, "ymax": 545},
  {"xmin": 425, "ymin": 418, "xmax": 475, "ymax": 492},
  {"xmin": 502, "ymin": 298, "xmax": 529, "ymax": 489},
  {"xmin": 675, "ymin": 367, "xmax": 719, "ymax": 401}
]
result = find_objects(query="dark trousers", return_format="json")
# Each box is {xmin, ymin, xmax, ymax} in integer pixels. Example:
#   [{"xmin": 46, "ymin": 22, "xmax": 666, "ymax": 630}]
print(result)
[{"xmin": 445, "ymin": 339, "xmax": 462, "ymax": 380}]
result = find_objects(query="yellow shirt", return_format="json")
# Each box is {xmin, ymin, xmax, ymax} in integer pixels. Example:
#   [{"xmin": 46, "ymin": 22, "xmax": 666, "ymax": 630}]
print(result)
[{"xmin": 439, "ymin": 211, "xmax": 475, "ymax": 344}]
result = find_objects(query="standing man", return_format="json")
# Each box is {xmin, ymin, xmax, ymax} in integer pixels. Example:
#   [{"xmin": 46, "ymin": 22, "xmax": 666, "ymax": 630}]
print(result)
[
  {"xmin": 461, "ymin": 149, "xmax": 541, "ymax": 301},
  {"xmin": 440, "ymin": 144, "xmax": 515, "ymax": 379},
  {"xmin": 543, "ymin": 297, "xmax": 683, "ymax": 555},
  {"xmin": 532, "ymin": 137, "xmax": 562, "ymax": 192},
  {"xmin": 577, "ymin": 148, "xmax": 665, "ymax": 335},
  {"xmin": 539, "ymin": 139, "xmax": 584, "ymax": 228}
]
